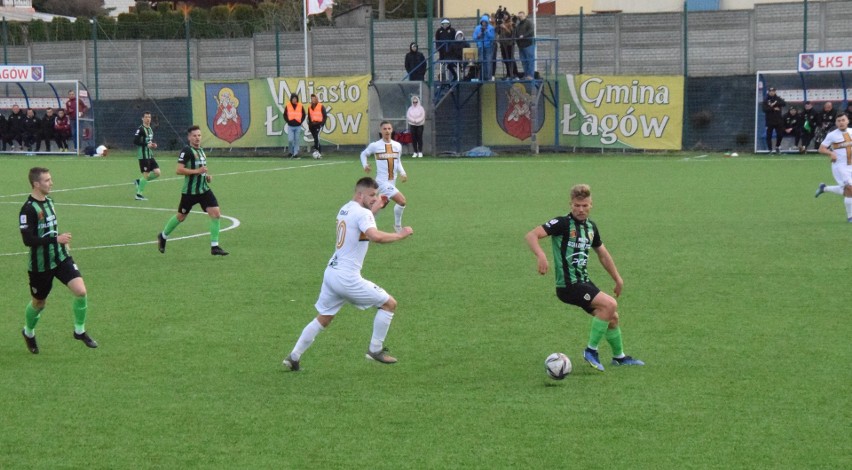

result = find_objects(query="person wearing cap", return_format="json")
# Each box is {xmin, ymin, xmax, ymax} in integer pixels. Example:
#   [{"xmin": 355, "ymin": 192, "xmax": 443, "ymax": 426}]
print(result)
[
  {"xmin": 800, "ymin": 101, "xmax": 817, "ymax": 152},
  {"xmin": 762, "ymin": 87, "xmax": 786, "ymax": 154},
  {"xmin": 435, "ymin": 19, "xmax": 457, "ymax": 81}
]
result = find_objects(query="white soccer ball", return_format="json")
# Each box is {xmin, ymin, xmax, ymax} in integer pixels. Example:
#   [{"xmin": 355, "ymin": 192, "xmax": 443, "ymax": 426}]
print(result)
[{"xmin": 544, "ymin": 352, "xmax": 572, "ymax": 380}]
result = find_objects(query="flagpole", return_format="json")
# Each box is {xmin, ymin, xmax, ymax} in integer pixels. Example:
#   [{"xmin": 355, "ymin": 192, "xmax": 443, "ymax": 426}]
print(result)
[{"xmin": 304, "ymin": 0, "xmax": 309, "ymax": 77}]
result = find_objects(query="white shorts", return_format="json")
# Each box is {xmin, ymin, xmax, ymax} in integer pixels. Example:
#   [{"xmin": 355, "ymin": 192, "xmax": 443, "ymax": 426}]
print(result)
[
  {"xmin": 314, "ymin": 268, "xmax": 390, "ymax": 315},
  {"xmin": 378, "ymin": 181, "xmax": 400, "ymax": 199},
  {"xmin": 831, "ymin": 164, "xmax": 852, "ymax": 187}
]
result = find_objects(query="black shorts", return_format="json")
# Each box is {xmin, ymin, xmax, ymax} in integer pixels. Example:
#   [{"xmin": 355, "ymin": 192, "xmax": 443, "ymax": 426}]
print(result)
[
  {"xmin": 179, "ymin": 191, "xmax": 219, "ymax": 214},
  {"xmin": 138, "ymin": 158, "xmax": 159, "ymax": 173},
  {"xmin": 556, "ymin": 282, "xmax": 601, "ymax": 314},
  {"xmin": 28, "ymin": 257, "xmax": 81, "ymax": 300}
]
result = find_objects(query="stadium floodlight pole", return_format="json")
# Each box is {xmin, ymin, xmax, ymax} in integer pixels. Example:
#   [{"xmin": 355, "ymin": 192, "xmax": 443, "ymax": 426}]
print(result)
[{"xmin": 803, "ymin": 0, "xmax": 808, "ymax": 52}]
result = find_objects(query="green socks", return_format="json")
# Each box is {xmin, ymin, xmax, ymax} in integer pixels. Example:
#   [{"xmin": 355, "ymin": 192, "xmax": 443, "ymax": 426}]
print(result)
[
  {"xmin": 163, "ymin": 215, "xmax": 181, "ymax": 237},
  {"xmin": 605, "ymin": 326, "xmax": 624, "ymax": 357},
  {"xmin": 137, "ymin": 178, "xmax": 148, "ymax": 193},
  {"xmin": 210, "ymin": 218, "xmax": 220, "ymax": 244},
  {"xmin": 588, "ymin": 317, "xmax": 609, "ymax": 349},
  {"xmin": 24, "ymin": 302, "xmax": 43, "ymax": 335},
  {"xmin": 73, "ymin": 295, "xmax": 88, "ymax": 334}
]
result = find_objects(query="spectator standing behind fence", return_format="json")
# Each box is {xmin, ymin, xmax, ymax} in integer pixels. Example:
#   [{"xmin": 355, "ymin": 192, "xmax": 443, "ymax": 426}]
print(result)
[
  {"xmin": 514, "ymin": 11, "xmax": 535, "ymax": 80},
  {"xmin": 39, "ymin": 108, "xmax": 55, "ymax": 152},
  {"xmin": 435, "ymin": 19, "xmax": 456, "ymax": 81},
  {"xmin": 54, "ymin": 109, "xmax": 71, "ymax": 152},
  {"xmin": 283, "ymin": 93, "xmax": 306, "ymax": 159},
  {"xmin": 64, "ymin": 90, "xmax": 87, "ymax": 151},
  {"xmin": 405, "ymin": 43, "xmax": 426, "ymax": 81},
  {"xmin": 307, "ymin": 94, "xmax": 327, "ymax": 160},
  {"xmin": 406, "ymin": 95, "xmax": 425, "ymax": 158},
  {"xmin": 800, "ymin": 101, "xmax": 817, "ymax": 152},
  {"xmin": 496, "ymin": 11, "xmax": 518, "ymax": 79},
  {"xmin": 762, "ymin": 87, "xmax": 785, "ymax": 154},
  {"xmin": 8, "ymin": 105, "xmax": 25, "ymax": 151},
  {"xmin": 473, "ymin": 15, "xmax": 495, "ymax": 81},
  {"xmin": 782, "ymin": 107, "xmax": 803, "ymax": 152},
  {"xmin": 449, "ymin": 30, "xmax": 469, "ymax": 80},
  {"xmin": 815, "ymin": 101, "xmax": 837, "ymax": 149}
]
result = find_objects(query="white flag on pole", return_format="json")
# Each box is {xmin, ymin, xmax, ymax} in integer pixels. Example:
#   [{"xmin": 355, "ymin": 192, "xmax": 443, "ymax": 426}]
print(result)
[{"xmin": 307, "ymin": 0, "xmax": 334, "ymax": 15}]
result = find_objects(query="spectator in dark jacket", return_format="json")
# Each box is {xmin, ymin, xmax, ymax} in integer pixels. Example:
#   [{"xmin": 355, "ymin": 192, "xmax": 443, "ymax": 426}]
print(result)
[
  {"xmin": 800, "ymin": 101, "xmax": 817, "ymax": 151},
  {"xmin": 22, "ymin": 108, "xmax": 40, "ymax": 151},
  {"xmin": 814, "ymin": 101, "xmax": 837, "ymax": 149},
  {"xmin": 762, "ymin": 87, "xmax": 786, "ymax": 153},
  {"xmin": 39, "ymin": 108, "xmax": 55, "ymax": 152},
  {"xmin": 0, "ymin": 113, "xmax": 9, "ymax": 151},
  {"xmin": 405, "ymin": 42, "xmax": 426, "ymax": 81},
  {"xmin": 782, "ymin": 107, "xmax": 803, "ymax": 152},
  {"xmin": 7, "ymin": 104, "xmax": 25, "ymax": 150},
  {"xmin": 448, "ymin": 30, "xmax": 470, "ymax": 81},
  {"xmin": 435, "ymin": 19, "xmax": 456, "ymax": 80}
]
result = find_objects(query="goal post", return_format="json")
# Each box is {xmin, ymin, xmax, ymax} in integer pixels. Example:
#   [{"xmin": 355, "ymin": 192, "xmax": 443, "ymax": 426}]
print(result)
[
  {"xmin": 0, "ymin": 79, "xmax": 94, "ymax": 155},
  {"xmin": 755, "ymin": 70, "xmax": 848, "ymax": 154}
]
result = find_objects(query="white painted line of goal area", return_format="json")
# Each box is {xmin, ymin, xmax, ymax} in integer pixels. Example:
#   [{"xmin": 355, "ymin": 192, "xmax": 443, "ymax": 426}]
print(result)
[
  {"xmin": 0, "ymin": 160, "xmax": 345, "ymax": 199},
  {"xmin": 0, "ymin": 202, "xmax": 240, "ymax": 257}
]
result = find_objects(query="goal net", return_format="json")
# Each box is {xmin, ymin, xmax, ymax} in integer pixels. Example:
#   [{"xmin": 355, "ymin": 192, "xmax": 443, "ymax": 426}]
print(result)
[
  {"xmin": 755, "ymin": 70, "xmax": 847, "ymax": 153},
  {"xmin": 0, "ymin": 80, "xmax": 94, "ymax": 155}
]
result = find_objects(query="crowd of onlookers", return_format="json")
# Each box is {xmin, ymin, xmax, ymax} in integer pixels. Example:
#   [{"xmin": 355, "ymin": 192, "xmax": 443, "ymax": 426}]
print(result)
[
  {"xmin": 406, "ymin": 7, "xmax": 539, "ymax": 83},
  {"xmin": 0, "ymin": 105, "xmax": 74, "ymax": 152},
  {"xmin": 0, "ymin": 91, "xmax": 88, "ymax": 153},
  {"xmin": 763, "ymin": 86, "xmax": 850, "ymax": 153}
]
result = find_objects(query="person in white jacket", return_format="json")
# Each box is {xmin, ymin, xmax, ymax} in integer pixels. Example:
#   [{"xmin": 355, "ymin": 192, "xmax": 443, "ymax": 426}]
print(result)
[{"xmin": 406, "ymin": 95, "xmax": 426, "ymax": 158}]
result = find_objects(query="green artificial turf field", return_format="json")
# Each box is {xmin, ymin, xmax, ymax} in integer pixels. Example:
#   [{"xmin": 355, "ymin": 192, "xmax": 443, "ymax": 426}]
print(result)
[{"xmin": 0, "ymin": 151, "xmax": 848, "ymax": 468}]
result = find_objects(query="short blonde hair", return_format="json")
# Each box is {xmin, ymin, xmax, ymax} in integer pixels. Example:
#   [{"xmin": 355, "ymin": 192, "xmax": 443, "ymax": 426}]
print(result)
[{"xmin": 570, "ymin": 184, "xmax": 591, "ymax": 200}]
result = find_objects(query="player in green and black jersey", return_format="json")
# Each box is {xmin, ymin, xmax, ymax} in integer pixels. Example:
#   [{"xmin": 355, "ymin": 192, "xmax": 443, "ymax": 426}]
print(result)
[
  {"xmin": 157, "ymin": 125, "xmax": 229, "ymax": 256},
  {"xmin": 18, "ymin": 167, "xmax": 98, "ymax": 354},
  {"xmin": 526, "ymin": 183, "xmax": 643, "ymax": 372},
  {"xmin": 133, "ymin": 111, "xmax": 160, "ymax": 200}
]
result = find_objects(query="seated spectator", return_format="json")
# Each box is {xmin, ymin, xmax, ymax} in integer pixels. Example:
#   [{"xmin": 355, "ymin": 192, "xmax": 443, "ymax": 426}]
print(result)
[
  {"xmin": 39, "ymin": 108, "xmax": 55, "ymax": 152},
  {"xmin": 23, "ymin": 108, "xmax": 40, "ymax": 151},
  {"xmin": 54, "ymin": 108, "xmax": 71, "ymax": 152},
  {"xmin": 782, "ymin": 107, "xmax": 803, "ymax": 152}
]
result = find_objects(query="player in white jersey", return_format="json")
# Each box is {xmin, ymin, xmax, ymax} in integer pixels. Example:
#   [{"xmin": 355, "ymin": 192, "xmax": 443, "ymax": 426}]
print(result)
[
  {"xmin": 360, "ymin": 121, "xmax": 408, "ymax": 233},
  {"xmin": 815, "ymin": 113, "xmax": 852, "ymax": 222},
  {"xmin": 283, "ymin": 177, "xmax": 414, "ymax": 371}
]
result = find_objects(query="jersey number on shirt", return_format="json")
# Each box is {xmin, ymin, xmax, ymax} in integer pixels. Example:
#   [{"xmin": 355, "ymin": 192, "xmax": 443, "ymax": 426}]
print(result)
[{"xmin": 336, "ymin": 220, "xmax": 346, "ymax": 249}]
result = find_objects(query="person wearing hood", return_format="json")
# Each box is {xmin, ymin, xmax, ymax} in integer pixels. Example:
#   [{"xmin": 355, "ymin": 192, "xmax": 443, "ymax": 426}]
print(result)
[
  {"xmin": 435, "ymin": 19, "xmax": 456, "ymax": 81},
  {"xmin": 284, "ymin": 93, "xmax": 306, "ymax": 159},
  {"xmin": 448, "ymin": 30, "xmax": 469, "ymax": 81},
  {"xmin": 472, "ymin": 14, "xmax": 496, "ymax": 81},
  {"xmin": 406, "ymin": 95, "xmax": 426, "ymax": 158},
  {"xmin": 405, "ymin": 42, "xmax": 426, "ymax": 81}
]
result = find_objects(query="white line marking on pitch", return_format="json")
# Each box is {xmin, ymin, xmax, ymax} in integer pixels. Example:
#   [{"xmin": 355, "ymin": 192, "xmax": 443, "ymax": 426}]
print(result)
[
  {"xmin": 0, "ymin": 202, "xmax": 240, "ymax": 257},
  {"xmin": 0, "ymin": 161, "xmax": 345, "ymax": 199}
]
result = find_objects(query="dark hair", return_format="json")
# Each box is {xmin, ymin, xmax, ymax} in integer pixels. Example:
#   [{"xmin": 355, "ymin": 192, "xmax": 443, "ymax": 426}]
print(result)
[
  {"xmin": 380, "ymin": 120, "xmax": 393, "ymax": 128},
  {"xmin": 142, "ymin": 111, "xmax": 152, "ymax": 117},
  {"xmin": 187, "ymin": 125, "xmax": 201, "ymax": 134},
  {"xmin": 356, "ymin": 176, "xmax": 378, "ymax": 191},
  {"xmin": 29, "ymin": 167, "xmax": 49, "ymax": 187}
]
